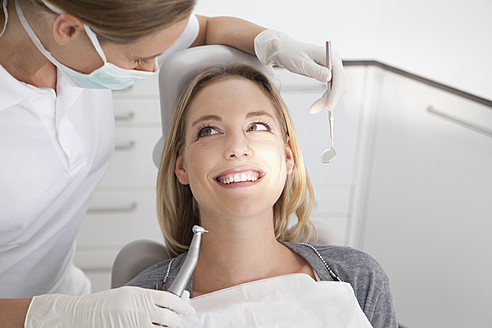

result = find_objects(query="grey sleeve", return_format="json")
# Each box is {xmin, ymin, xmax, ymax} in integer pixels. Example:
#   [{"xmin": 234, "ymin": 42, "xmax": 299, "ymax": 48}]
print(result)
[
  {"xmin": 314, "ymin": 246, "xmax": 398, "ymax": 328},
  {"xmin": 354, "ymin": 259, "xmax": 398, "ymax": 328}
]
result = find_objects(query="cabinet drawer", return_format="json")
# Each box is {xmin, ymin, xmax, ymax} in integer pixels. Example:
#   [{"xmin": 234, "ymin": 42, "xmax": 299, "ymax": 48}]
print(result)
[
  {"xmin": 379, "ymin": 71, "xmax": 492, "ymax": 142},
  {"xmin": 113, "ymin": 98, "xmax": 161, "ymax": 125},
  {"xmin": 98, "ymin": 127, "xmax": 161, "ymax": 188},
  {"xmin": 79, "ymin": 189, "xmax": 164, "ymax": 248}
]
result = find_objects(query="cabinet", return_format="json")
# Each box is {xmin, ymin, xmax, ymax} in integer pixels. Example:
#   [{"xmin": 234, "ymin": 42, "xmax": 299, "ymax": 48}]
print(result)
[
  {"xmin": 359, "ymin": 69, "xmax": 492, "ymax": 327},
  {"xmin": 75, "ymin": 74, "xmax": 165, "ymax": 292}
]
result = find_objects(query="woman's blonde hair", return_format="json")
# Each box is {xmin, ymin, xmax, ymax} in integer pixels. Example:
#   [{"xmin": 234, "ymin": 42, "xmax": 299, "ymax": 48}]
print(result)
[
  {"xmin": 29, "ymin": 0, "xmax": 195, "ymax": 43},
  {"xmin": 158, "ymin": 63, "xmax": 316, "ymax": 258}
]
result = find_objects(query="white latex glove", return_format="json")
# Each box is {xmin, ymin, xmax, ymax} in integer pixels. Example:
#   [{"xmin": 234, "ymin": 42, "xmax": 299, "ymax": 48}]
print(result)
[
  {"xmin": 25, "ymin": 286, "xmax": 195, "ymax": 328},
  {"xmin": 254, "ymin": 29, "xmax": 347, "ymax": 113}
]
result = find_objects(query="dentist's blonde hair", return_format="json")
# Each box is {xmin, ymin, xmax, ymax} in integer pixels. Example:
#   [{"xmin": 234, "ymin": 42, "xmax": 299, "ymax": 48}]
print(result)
[{"xmin": 158, "ymin": 63, "xmax": 316, "ymax": 258}]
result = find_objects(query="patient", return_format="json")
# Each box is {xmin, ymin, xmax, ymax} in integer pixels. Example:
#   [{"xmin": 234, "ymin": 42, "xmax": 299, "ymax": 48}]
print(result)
[{"xmin": 127, "ymin": 63, "xmax": 397, "ymax": 327}]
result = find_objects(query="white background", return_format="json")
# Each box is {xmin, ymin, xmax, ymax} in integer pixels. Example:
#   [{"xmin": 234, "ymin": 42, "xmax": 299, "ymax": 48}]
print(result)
[{"xmin": 195, "ymin": 0, "xmax": 492, "ymax": 100}]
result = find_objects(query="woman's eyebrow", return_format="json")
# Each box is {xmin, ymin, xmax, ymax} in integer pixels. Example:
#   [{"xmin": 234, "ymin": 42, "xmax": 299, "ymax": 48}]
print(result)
[
  {"xmin": 191, "ymin": 111, "xmax": 274, "ymax": 127},
  {"xmin": 191, "ymin": 115, "xmax": 222, "ymax": 127},
  {"xmin": 246, "ymin": 111, "xmax": 275, "ymax": 119}
]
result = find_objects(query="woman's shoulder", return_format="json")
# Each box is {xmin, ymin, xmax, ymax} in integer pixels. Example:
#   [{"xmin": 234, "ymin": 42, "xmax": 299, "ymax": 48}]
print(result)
[
  {"xmin": 285, "ymin": 242, "xmax": 397, "ymax": 327},
  {"xmin": 312, "ymin": 244, "xmax": 385, "ymax": 276},
  {"xmin": 285, "ymin": 242, "xmax": 391, "ymax": 294}
]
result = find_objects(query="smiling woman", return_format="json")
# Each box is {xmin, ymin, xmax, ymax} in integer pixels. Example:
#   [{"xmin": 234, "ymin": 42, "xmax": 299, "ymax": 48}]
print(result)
[
  {"xmin": 127, "ymin": 63, "xmax": 398, "ymax": 327},
  {"xmin": 158, "ymin": 63, "xmax": 315, "ymax": 258}
]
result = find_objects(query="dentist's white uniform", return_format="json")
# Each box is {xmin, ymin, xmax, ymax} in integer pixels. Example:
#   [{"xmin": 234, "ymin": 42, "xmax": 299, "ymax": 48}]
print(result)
[{"xmin": 0, "ymin": 14, "xmax": 199, "ymax": 298}]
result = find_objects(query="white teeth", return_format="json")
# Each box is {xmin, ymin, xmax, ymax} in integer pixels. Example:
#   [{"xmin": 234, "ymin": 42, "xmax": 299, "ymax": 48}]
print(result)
[{"xmin": 217, "ymin": 171, "xmax": 260, "ymax": 184}]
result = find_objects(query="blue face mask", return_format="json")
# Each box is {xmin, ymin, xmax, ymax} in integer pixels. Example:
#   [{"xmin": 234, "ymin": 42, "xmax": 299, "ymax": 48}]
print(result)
[{"xmin": 15, "ymin": 0, "xmax": 158, "ymax": 90}]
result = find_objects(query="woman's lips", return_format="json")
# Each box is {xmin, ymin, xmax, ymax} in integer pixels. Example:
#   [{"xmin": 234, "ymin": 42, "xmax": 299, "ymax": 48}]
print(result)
[{"xmin": 214, "ymin": 168, "xmax": 264, "ymax": 186}]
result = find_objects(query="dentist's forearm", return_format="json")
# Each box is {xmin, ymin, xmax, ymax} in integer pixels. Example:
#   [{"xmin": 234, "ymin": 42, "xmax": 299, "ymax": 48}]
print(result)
[
  {"xmin": 192, "ymin": 15, "xmax": 266, "ymax": 55},
  {"xmin": 0, "ymin": 298, "xmax": 32, "ymax": 327}
]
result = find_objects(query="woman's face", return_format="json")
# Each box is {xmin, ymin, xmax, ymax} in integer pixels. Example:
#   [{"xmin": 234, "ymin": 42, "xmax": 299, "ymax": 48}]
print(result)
[{"xmin": 175, "ymin": 78, "xmax": 294, "ymax": 222}]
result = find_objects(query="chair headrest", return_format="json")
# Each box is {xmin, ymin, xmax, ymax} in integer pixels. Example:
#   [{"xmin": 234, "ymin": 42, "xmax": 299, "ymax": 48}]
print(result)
[{"xmin": 152, "ymin": 45, "xmax": 275, "ymax": 167}]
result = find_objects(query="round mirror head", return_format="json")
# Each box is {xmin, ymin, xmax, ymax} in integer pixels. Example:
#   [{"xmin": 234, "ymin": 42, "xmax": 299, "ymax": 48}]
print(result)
[{"xmin": 321, "ymin": 148, "xmax": 336, "ymax": 163}]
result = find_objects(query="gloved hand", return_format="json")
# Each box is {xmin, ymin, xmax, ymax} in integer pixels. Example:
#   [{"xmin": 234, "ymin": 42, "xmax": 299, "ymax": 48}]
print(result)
[
  {"xmin": 254, "ymin": 29, "xmax": 347, "ymax": 113},
  {"xmin": 25, "ymin": 286, "xmax": 195, "ymax": 328}
]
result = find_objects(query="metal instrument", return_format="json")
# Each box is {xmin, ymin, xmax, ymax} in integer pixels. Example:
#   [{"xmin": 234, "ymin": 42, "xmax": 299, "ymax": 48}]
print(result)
[
  {"xmin": 168, "ymin": 225, "xmax": 208, "ymax": 296},
  {"xmin": 321, "ymin": 41, "xmax": 336, "ymax": 164}
]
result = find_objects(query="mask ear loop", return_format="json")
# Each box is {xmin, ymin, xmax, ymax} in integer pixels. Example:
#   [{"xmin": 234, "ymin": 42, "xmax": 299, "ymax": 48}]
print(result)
[
  {"xmin": 0, "ymin": 0, "xmax": 8, "ymax": 38},
  {"xmin": 82, "ymin": 25, "xmax": 109, "ymax": 63}
]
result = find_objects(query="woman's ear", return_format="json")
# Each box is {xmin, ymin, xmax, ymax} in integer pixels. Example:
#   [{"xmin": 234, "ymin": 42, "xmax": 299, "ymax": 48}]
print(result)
[
  {"xmin": 175, "ymin": 154, "xmax": 190, "ymax": 185},
  {"xmin": 52, "ymin": 14, "xmax": 85, "ymax": 45},
  {"xmin": 285, "ymin": 138, "xmax": 295, "ymax": 175}
]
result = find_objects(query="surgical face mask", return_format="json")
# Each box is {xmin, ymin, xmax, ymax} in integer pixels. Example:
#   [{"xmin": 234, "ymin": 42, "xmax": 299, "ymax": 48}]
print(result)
[{"xmin": 15, "ymin": 0, "xmax": 158, "ymax": 90}]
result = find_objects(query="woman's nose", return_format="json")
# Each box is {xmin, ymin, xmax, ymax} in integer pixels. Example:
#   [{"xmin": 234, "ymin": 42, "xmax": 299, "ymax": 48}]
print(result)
[{"xmin": 224, "ymin": 133, "xmax": 253, "ymax": 159}]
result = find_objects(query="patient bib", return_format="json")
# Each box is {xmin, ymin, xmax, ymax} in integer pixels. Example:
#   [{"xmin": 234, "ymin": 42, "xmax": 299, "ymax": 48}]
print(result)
[{"xmin": 180, "ymin": 273, "xmax": 373, "ymax": 327}]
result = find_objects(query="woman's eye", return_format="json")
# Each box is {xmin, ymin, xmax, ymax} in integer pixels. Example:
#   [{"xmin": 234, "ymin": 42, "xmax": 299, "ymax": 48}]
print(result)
[
  {"xmin": 247, "ymin": 122, "xmax": 270, "ymax": 132},
  {"xmin": 198, "ymin": 127, "xmax": 219, "ymax": 138}
]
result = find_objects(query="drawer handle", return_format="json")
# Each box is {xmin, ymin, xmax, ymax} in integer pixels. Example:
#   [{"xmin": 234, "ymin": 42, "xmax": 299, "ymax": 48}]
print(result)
[
  {"xmin": 115, "ymin": 112, "xmax": 135, "ymax": 121},
  {"xmin": 87, "ymin": 202, "xmax": 137, "ymax": 214},
  {"xmin": 115, "ymin": 141, "xmax": 135, "ymax": 151},
  {"xmin": 427, "ymin": 105, "xmax": 492, "ymax": 138}
]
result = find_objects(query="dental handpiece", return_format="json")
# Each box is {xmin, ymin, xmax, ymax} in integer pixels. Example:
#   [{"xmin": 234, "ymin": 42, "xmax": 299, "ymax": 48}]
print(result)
[{"xmin": 168, "ymin": 225, "xmax": 208, "ymax": 297}]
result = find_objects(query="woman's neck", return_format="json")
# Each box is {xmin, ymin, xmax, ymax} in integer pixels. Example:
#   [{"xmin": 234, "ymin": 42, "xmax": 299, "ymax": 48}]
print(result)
[{"xmin": 192, "ymin": 212, "xmax": 314, "ymax": 296}]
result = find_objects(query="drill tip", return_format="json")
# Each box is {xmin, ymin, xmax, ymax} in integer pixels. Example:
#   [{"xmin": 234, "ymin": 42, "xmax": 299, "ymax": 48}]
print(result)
[{"xmin": 192, "ymin": 225, "xmax": 208, "ymax": 234}]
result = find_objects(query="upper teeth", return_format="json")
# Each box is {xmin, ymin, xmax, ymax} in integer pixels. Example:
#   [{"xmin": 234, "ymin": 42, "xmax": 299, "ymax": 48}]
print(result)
[{"xmin": 217, "ymin": 171, "xmax": 260, "ymax": 184}]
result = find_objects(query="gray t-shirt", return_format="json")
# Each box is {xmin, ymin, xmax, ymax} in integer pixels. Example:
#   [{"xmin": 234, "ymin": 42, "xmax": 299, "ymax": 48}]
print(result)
[{"xmin": 127, "ymin": 242, "xmax": 398, "ymax": 328}]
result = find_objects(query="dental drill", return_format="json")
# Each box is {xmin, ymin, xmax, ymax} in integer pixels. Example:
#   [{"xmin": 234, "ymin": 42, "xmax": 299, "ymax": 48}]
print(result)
[{"xmin": 168, "ymin": 225, "xmax": 208, "ymax": 297}]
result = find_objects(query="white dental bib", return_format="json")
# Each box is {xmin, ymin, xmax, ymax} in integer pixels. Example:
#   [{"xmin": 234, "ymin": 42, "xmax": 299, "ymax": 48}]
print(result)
[{"xmin": 180, "ymin": 273, "xmax": 373, "ymax": 327}]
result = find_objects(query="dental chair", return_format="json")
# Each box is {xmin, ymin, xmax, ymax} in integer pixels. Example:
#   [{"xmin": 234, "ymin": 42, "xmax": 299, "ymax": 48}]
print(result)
[{"xmin": 111, "ymin": 45, "xmax": 340, "ymax": 289}]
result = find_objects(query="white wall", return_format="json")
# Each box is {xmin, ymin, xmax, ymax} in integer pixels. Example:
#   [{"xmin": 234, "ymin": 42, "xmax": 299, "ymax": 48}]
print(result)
[{"xmin": 195, "ymin": 0, "xmax": 492, "ymax": 100}]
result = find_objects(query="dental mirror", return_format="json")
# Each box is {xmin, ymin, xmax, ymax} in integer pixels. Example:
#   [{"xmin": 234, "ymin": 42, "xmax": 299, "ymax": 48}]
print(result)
[
  {"xmin": 321, "ymin": 41, "xmax": 336, "ymax": 164},
  {"xmin": 321, "ymin": 110, "xmax": 336, "ymax": 163}
]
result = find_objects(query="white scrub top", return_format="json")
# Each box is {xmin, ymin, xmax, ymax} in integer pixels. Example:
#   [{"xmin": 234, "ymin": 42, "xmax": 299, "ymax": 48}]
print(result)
[{"xmin": 0, "ymin": 14, "xmax": 199, "ymax": 298}]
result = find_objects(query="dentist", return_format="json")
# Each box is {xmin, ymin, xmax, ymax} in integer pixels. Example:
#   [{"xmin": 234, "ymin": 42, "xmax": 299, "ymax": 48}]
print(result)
[{"xmin": 0, "ymin": 0, "xmax": 346, "ymax": 326}]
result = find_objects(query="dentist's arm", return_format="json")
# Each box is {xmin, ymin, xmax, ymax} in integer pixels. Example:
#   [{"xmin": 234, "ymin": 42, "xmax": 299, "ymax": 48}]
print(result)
[
  {"xmin": 192, "ymin": 16, "xmax": 264, "ymax": 56},
  {"xmin": 192, "ymin": 16, "xmax": 347, "ymax": 113},
  {"xmin": 0, "ymin": 287, "xmax": 194, "ymax": 328}
]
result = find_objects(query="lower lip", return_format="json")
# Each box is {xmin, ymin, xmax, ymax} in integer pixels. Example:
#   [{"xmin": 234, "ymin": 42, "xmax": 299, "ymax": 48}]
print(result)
[{"xmin": 214, "ymin": 178, "xmax": 262, "ymax": 189}]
